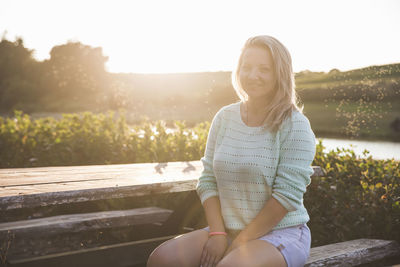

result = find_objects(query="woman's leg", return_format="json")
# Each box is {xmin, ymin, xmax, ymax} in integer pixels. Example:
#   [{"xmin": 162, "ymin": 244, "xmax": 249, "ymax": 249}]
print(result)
[
  {"xmin": 216, "ymin": 240, "xmax": 287, "ymax": 267},
  {"xmin": 147, "ymin": 229, "xmax": 209, "ymax": 267}
]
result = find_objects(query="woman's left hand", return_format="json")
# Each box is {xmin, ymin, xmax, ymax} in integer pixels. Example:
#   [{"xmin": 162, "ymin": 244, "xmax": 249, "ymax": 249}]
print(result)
[{"xmin": 223, "ymin": 235, "xmax": 248, "ymax": 257}]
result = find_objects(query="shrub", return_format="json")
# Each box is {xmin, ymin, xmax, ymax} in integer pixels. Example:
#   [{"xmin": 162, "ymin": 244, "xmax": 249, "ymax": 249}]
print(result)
[
  {"xmin": 307, "ymin": 140, "xmax": 400, "ymax": 246},
  {"xmin": 0, "ymin": 110, "xmax": 209, "ymax": 168}
]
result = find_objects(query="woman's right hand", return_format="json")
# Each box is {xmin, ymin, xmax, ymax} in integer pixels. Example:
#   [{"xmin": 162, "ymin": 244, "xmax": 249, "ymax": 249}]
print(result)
[{"xmin": 200, "ymin": 235, "xmax": 228, "ymax": 267}]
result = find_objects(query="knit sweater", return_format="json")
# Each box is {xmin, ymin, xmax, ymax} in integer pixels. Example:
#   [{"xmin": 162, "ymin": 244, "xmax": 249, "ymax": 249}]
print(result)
[{"xmin": 196, "ymin": 101, "xmax": 316, "ymax": 231}]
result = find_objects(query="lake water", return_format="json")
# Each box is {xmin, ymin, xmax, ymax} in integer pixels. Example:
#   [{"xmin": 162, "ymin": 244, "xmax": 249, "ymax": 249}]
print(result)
[
  {"xmin": 154, "ymin": 126, "xmax": 400, "ymax": 160},
  {"xmin": 319, "ymin": 138, "xmax": 400, "ymax": 160}
]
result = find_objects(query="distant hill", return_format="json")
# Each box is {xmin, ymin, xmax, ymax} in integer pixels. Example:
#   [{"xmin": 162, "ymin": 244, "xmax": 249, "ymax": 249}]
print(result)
[
  {"xmin": 295, "ymin": 63, "xmax": 400, "ymax": 102},
  {"xmin": 296, "ymin": 63, "xmax": 400, "ymax": 88},
  {"xmin": 109, "ymin": 63, "xmax": 400, "ymax": 105}
]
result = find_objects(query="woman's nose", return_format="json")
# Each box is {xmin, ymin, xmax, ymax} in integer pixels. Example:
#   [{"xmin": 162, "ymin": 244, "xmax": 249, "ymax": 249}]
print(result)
[{"xmin": 248, "ymin": 68, "xmax": 259, "ymax": 79}]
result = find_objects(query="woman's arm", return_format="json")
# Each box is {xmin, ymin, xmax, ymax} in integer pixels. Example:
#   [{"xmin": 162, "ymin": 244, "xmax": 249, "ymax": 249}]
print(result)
[
  {"xmin": 196, "ymin": 108, "xmax": 229, "ymax": 266},
  {"xmin": 196, "ymin": 108, "xmax": 224, "ymax": 204},
  {"xmin": 223, "ymin": 197, "xmax": 287, "ymax": 256},
  {"xmin": 200, "ymin": 196, "xmax": 228, "ymax": 267},
  {"xmin": 225, "ymin": 197, "xmax": 287, "ymax": 250},
  {"xmin": 203, "ymin": 196, "xmax": 226, "ymax": 232}
]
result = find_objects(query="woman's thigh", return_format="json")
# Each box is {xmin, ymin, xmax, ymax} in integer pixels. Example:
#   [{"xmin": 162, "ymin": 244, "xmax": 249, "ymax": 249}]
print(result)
[
  {"xmin": 257, "ymin": 223, "xmax": 311, "ymax": 267},
  {"xmin": 216, "ymin": 239, "xmax": 286, "ymax": 267},
  {"xmin": 147, "ymin": 229, "xmax": 209, "ymax": 267},
  {"xmin": 213, "ymin": 223, "xmax": 311, "ymax": 267}
]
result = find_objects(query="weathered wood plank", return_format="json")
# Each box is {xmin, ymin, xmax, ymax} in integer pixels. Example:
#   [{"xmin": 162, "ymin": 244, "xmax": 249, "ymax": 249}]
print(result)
[
  {"xmin": 0, "ymin": 207, "xmax": 172, "ymax": 234},
  {"xmin": 0, "ymin": 207, "xmax": 173, "ymax": 261},
  {"xmin": 0, "ymin": 162, "xmax": 323, "ymax": 212},
  {"xmin": 311, "ymin": 166, "xmax": 325, "ymax": 177},
  {"xmin": 0, "ymin": 161, "xmax": 199, "ymax": 188},
  {"xmin": 0, "ymin": 180, "xmax": 196, "ymax": 212},
  {"xmin": 7, "ymin": 235, "xmax": 176, "ymax": 267},
  {"xmin": 305, "ymin": 239, "xmax": 400, "ymax": 266}
]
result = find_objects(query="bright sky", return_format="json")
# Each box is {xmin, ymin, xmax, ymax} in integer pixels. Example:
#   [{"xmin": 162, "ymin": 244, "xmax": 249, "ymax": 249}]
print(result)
[{"xmin": 1, "ymin": 0, "xmax": 399, "ymax": 73}]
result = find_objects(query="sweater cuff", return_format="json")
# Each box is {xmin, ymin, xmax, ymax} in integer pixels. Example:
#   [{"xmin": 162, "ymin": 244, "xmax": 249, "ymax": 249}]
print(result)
[
  {"xmin": 272, "ymin": 192, "xmax": 297, "ymax": 212},
  {"xmin": 199, "ymin": 190, "xmax": 219, "ymax": 205}
]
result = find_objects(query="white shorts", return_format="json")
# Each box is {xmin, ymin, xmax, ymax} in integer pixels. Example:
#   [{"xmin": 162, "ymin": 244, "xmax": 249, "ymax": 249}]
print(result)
[{"xmin": 202, "ymin": 223, "xmax": 311, "ymax": 267}]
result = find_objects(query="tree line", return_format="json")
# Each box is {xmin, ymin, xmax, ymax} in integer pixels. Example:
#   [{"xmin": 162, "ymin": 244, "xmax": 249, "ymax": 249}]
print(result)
[
  {"xmin": 0, "ymin": 37, "xmax": 117, "ymax": 113},
  {"xmin": 1, "ymin": 36, "xmax": 399, "ymax": 116}
]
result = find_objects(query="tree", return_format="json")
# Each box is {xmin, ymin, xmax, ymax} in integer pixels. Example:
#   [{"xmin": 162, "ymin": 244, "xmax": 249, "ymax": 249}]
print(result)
[
  {"xmin": 42, "ymin": 42, "xmax": 110, "ymax": 109},
  {"xmin": 0, "ymin": 37, "xmax": 40, "ymax": 112}
]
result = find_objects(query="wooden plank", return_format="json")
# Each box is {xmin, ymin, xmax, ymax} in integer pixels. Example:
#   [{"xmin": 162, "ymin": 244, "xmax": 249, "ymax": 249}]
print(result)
[
  {"xmin": 0, "ymin": 161, "xmax": 201, "ymax": 189},
  {"xmin": 305, "ymin": 239, "xmax": 400, "ymax": 266},
  {"xmin": 1, "ymin": 207, "xmax": 173, "ymax": 261},
  {"xmin": 0, "ymin": 162, "xmax": 323, "ymax": 211},
  {"xmin": 7, "ymin": 235, "xmax": 176, "ymax": 267},
  {"xmin": 312, "ymin": 166, "xmax": 325, "ymax": 177},
  {"xmin": 0, "ymin": 180, "xmax": 197, "ymax": 212},
  {"xmin": 0, "ymin": 207, "xmax": 172, "ymax": 234}
]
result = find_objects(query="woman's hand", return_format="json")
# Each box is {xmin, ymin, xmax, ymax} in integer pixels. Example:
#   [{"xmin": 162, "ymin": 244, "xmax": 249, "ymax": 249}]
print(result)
[
  {"xmin": 223, "ymin": 236, "xmax": 247, "ymax": 257},
  {"xmin": 200, "ymin": 235, "xmax": 228, "ymax": 267},
  {"xmin": 223, "ymin": 233, "xmax": 249, "ymax": 258}
]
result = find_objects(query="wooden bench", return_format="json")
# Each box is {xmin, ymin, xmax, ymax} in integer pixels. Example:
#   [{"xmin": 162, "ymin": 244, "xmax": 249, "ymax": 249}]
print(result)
[
  {"xmin": 1, "ymin": 161, "xmax": 399, "ymax": 267},
  {"xmin": 306, "ymin": 239, "xmax": 400, "ymax": 266},
  {"xmin": 0, "ymin": 161, "xmax": 206, "ymax": 266}
]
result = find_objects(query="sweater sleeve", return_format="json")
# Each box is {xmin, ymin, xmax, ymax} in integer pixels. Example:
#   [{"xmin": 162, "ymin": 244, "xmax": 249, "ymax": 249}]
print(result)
[
  {"xmin": 272, "ymin": 112, "xmax": 316, "ymax": 212},
  {"xmin": 196, "ymin": 108, "xmax": 224, "ymax": 204}
]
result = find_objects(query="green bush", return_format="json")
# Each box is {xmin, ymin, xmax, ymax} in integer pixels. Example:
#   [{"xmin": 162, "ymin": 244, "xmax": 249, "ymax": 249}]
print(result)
[
  {"xmin": 1, "ymin": 110, "xmax": 399, "ymax": 246},
  {"xmin": 307, "ymin": 140, "xmax": 400, "ymax": 246},
  {"xmin": 0, "ymin": 110, "xmax": 210, "ymax": 168}
]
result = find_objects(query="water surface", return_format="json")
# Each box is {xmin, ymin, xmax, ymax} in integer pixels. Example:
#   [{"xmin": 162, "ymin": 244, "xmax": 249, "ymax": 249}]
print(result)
[{"xmin": 319, "ymin": 138, "xmax": 400, "ymax": 160}]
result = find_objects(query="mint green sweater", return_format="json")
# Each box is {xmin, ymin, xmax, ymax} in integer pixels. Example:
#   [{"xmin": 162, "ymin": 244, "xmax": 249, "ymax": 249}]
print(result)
[{"xmin": 196, "ymin": 101, "xmax": 316, "ymax": 231}]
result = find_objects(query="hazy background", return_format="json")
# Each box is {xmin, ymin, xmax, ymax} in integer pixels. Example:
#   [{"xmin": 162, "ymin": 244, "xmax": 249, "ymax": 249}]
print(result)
[
  {"xmin": 1, "ymin": 0, "xmax": 400, "ymax": 73},
  {"xmin": 1, "ymin": 0, "xmax": 399, "ymax": 144}
]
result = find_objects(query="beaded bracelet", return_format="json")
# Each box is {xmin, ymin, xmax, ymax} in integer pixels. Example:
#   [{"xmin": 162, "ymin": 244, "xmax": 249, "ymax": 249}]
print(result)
[{"xmin": 209, "ymin": 231, "xmax": 227, "ymax": 237}]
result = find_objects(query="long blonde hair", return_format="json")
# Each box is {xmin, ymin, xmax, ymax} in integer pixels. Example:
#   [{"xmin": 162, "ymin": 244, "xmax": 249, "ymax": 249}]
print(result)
[{"xmin": 231, "ymin": 35, "xmax": 303, "ymax": 132}]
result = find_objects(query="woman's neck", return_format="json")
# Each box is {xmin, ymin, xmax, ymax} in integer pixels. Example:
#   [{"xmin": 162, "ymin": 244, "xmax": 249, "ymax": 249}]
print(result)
[{"xmin": 245, "ymin": 97, "xmax": 269, "ymax": 115}]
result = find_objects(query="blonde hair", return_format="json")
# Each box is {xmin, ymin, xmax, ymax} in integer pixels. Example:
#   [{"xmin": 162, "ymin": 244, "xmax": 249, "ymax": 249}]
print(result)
[{"xmin": 231, "ymin": 35, "xmax": 303, "ymax": 132}]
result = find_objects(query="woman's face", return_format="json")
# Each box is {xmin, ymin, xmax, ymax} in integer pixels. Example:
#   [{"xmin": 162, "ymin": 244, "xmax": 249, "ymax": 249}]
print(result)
[{"xmin": 238, "ymin": 46, "xmax": 277, "ymax": 100}]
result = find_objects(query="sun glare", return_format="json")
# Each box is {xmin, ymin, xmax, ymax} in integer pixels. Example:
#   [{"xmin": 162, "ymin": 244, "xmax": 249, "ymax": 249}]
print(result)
[{"xmin": 1, "ymin": 0, "xmax": 399, "ymax": 73}]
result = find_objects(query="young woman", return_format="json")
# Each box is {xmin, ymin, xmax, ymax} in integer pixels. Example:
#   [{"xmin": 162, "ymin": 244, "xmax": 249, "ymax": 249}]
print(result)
[{"xmin": 147, "ymin": 35, "xmax": 316, "ymax": 267}]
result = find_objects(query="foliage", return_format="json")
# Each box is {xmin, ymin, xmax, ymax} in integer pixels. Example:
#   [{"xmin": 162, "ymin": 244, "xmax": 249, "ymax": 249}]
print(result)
[
  {"xmin": 0, "ymin": 37, "xmax": 114, "ymax": 113},
  {"xmin": 0, "ymin": 38, "xmax": 41, "ymax": 111},
  {"xmin": 0, "ymin": 110, "xmax": 209, "ymax": 168},
  {"xmin": 43, "ymin": 42, "xmax": 110, "ymax": 102},
  {"xmin": 1, "ymin": 111, "xmax": 399, "ymax": 246},
  {"xmin": 307, "ymin": 140, "xmax": 400, "ymax": 246}
]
